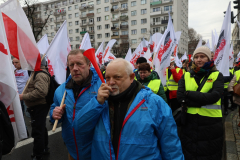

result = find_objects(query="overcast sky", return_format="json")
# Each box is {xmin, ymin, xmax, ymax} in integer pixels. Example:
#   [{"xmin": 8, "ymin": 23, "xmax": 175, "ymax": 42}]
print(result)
[{"xmin": 189, "ymin": 0, "xmax": 236, "ymax": 44}]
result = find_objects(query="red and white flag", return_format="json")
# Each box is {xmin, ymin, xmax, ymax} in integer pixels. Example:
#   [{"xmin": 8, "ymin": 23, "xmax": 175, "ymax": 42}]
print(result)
[
  {"xmin": 144, "ymin": 48, "xmax": 153, "ymax": 68},
  {"xmin": 181, "ymin": 52, "xmax": 188, "ymax": 62},
  {"xmin": 214, "ymin": 2, "xmax": 231, "ymax": 76},
  {"xmin": 80, "ymin": 33, "xmax": 92, "ymax": 50},
  {"xmin": 154, "ymin": 12, "xmax": 177, "ymax": 86},
  {"xmin": 102, "ymin": 39, "xmax": 116, "ymax": 64},
  {"xmin": 0, "ymin": 0, "xmax": 41, "ymax": 71},
  {"xmin": 95, "ymin": 41, "xmax": 104, "ymax": 66},
  {"xmin": 125, "ymin": 48, "xmax": 134, "ymax": 69},
  {"xmin": 142, "ymin": 37, "xmax": 148, "ymax": 52},
  {"xmin": 37, "ymin": 34, "xmax": 49, "ymax": 55},
  {"xmin": 229, "ymin": 45, "xmax": 234, "ymax": 68},
  {"xmin": 173, "ymin": 31, "xmax": 182, "ymax": 68},
  {"xmin": 46, "ymin": 21, "xmax": 70, "ymax": 84},
  {"xmin": 130, "ymin": 43, "xmax": 142, "ymax": 66},
  {"xmin": 108, "ymin": 52, "xmax": 116, "ymax": 61},
  {"xmin": 0, "ymin": 11, "xmax": 27, "ymax": 144}
]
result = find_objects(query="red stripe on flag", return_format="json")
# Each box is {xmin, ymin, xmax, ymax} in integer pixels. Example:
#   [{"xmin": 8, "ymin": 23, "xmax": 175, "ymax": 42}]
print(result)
[
  {"xmin": 2, "ymin": 13, "xmax": 41, "ymax": 71},
  {"xmin": 0, "ymin": 43, "xmax": 8, "ymax": 55}
]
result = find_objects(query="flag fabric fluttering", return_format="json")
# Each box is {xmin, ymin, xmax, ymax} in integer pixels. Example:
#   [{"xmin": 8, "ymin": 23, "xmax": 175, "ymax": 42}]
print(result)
[
  {"xmin": 205, "ymin": 39, "xmax": 210, "ymax": 49},
  {"xmin": 102, "ymin": 39, "xmax": 116, "ymax": 64},
  {"xmin": 142, "ymin": 37, "xmax": 148, "ymax": 52},
  {"xmin": 80, "ymin": 32, "xmax": 92, "ymax": 50},
  {"xmin": 0, "ymin": 9, "xmax": 27, "ymax": 144},
  {"xmin": 130, "ymin": 43, "xmax": 142, "ymax": 66},
  {"xmin": 153, "ymin": 33, "xmax": 162, "ymax": 53},
  {"xmin": 173, "ymin": 31, "xmax": 181, "ymax": 68},
  {"xmin": 144, "ymin": 48, "xmax": 153, "ymax": 68},
  {"xmin": 196, "ymin": 38, "xmax": 202, "ymax": 49},
  {"xmin": 37, "ymin": 34, "xmax": 49, "ymax": 55},
  {"xmin": 95, "ymin": 41, "xmax": 104, "ymax": 66},
  {"xmin": 154, "ymin": 12, "xmax": 177, "ymax": 86},
  {"xmin": 211, "ymin": 30, "xmax": 215, "ymax": 52},
  {"xmin": 45, "ymin": 20, "xmax": 70, "ymax": 84},
  {"xmin": 0, "ymin": 0, "xmax": 41, "ymax": 71},
  {"xmin": 180, "ymin": 52, "xmax": 188, "ymax": 62},
  {"xmin": 125, "ymin": 48, "xmax": 134, "ymax": 69},
  {"xmin": 237, "ymin": 52, "xmax": 240, "ymax": 62},
  {"xmin": 213, "ymin": 2, "xmax": 231, "ymax": 76}
]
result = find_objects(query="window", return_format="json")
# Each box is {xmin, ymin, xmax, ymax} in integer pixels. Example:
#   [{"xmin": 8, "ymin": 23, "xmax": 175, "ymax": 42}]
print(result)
[
  {"xmin": 69, "ymin": 22, "xmax": 72, "ymax": 26},
  {"xmin": 50, "ymin": 11, "xmax": 53, "ymax": 15},
  {"xmin": 75, "ymin": 29, "xmax": 79, "ymax": 33},
  {"xmin": 164, "ymin": 6, "xmax": 172, "ymax": 11},
  {"xmin": 44, "ymin": 12, "xmax": 47, "ymax": 16},
  {"xmin": 97, "ymin": 17, "xmax": 101, "ymax": 21},
  {"xmin": 89, "ymin": 18, "xmax": 94, "ymax": 23},
  {"xmin": 51, "ymin": 32, "xmax": 54, "ymax": 36},
  {"xmin": 105, "ymin": 24, "xmax": 110, "ymax": 29},
  {"xmin": 121, "ymin": 31, "xmax": 128, "ymax": 35},
  {"xmin": 113, "ymin": 32, "xmax": 119, "ymax": 35},
  {"xmin": 69, "ymin": 37, "xmax": 73, "ymax": 42},
  {"xmin": 105, "ymin": 33, "xmax": 110, "ymax": 38},
  {"xmin": 112, "ymin": 5, "xmax": 118, "ymax": 9},
  {"xmin": 76, "ymin": 36, "xmax": 80, "ymax": 41},
  {"xmin": 75, "ymin": 5, "xmax": 78, "ymax": 9},
  {"xmin": 131, "ymin": 29, "xmax": 137, "ymax": 35},
  {"xmin": 75, "ymin": 21, "xmax": 79, "ymax": 25},
  {"xmin": 97, "ymin": 8, "xmax": 101, "ymax": 13},
  {"xmin": 89, "ymin": 26, "xmax": 94, "ymax": 31},
  {"xmin": 76, "ymin": 44, "xmax": 80, "ymax": 48},
  {"xmin": 97, "ymin": 0, "xmax": 101, "ymax": 5},
  {"xmin": 69, "ymin": 29, "xmax": 73, "ymax": 34},
  {"xmin": 82, "ymin": 28, "xmax": 86, "ymax": 31},
  {"xmin": 88, "ymin": 1, "xmax": 94, "ymax": 5},
  {"xmin": 68, "ymin": 14, "xmax": 72, "ymax": 19},
  {"xmin": 153, "ymin": 27, "xmax": 160, "ymax": 33},
  {"xmin": 71, "ymin": 45, "xmax": 73, "ymax": 49},
  {"xmin": 75, "ymin": 13, "xmax": 79, "ymax": 17},
  {"xmin": 51, "ymin": 25, "xmax": 54, "ymax": 29},
  {"xmin": 131, "ymin": 39, "xmax": 137, "ymax": 44},
  {"xmin": 89, "ymin": 10, "xmax": 94, "ymax": 13},
  {"xmin": 105, "ymin": 7, "xmax": 109, "ymax": 12},
  {"xmin": 90, "ymin": 35, "xmax": 94, "ymax": 39},
  {"xmin": 141, "ymin": 19, "xmax": 147, "ymax": 24},
  {"xmin": 51, "ymin": 4, "xmax": 54, "ymax": 8},
  {"xmin": 50, "ymin": 18, "xmax": 53, "ymax": 22},
  {"xmin": 105, "ymin": 0, "xmax": 109, "ymax": 2},
  {"xmin": 141, "ymin": 0, "xmax": 147, "ymax": 4},
  {"xmin": 153, "ymin": 7, "xmax": 160, "ymax": 12},
  {"xmin": 121, "ymin": 3, "xmax": 127, "ymax": 8},
  {"xmin": 141, "ymin": 28, "xmax": 147, "ymax": 33},
  {"xmin": 97, "ymin": 34, "xmax": 102, "ymax": 39},
  {"xmin": 131, "ymin": 1, "xmax": 136, "ymax": 6},
  {"xmin": 105, "ymin": 15, "xmax": 109, "ymax": 20},
  {"xmin": 68, "ymin": 6, "xmax": 72, "ymax": 11},
  {"xmin": 141, "ymin": 9, "xmax": 147, "ymax": 14},
  {"xmin": 97, "ymin": 25, "xmax": 102, "ymax": 30},
  {"xmin": 131, "ymin": 20, "xmax": 137, "ymax": 25},
  {"xmin": 131, "ymin": 10, "xmax": 137, "ymax": 16}
]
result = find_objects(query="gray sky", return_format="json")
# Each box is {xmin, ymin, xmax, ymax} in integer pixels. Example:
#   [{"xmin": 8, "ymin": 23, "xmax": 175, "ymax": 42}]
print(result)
[{"xmin": 189, "ymin": 0, "xmax": 236, "ymax": 44}]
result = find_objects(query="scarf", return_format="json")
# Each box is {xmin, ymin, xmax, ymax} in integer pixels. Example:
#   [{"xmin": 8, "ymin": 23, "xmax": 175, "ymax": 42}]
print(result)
[{"xmin": 192, "ymin": 60, "xmax": 214, "ymax": 74}]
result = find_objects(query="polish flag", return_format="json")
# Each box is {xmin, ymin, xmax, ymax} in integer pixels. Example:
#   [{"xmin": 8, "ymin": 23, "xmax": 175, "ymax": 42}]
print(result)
[
  {"xmin": 1, "ymin": 0, "xmax": 41, "ymax": 71},
  {"xmin": 37, "ymin": 34, "xmax": 49, "ymax": 55},
  {"xmin": 80, "ymin": 33, "xmax": 92, "ymax": 50},
  {"xmin": 102, "ymin": 39, "xmax": 116, "ymax": 64},
  {"xmin": 0, "ymin": 11, "xmax": 27, "ymax": 145},
  {"xmin": 95, "ymin": 41, "xmax": 104, "ymax": 66},
  {"xmin": 45, "ymin": 21, "xmax": 70, "ymax": 84},
  {"xmin": 154, "ymin": 12, "xmax": 177, "ymax": 86}
]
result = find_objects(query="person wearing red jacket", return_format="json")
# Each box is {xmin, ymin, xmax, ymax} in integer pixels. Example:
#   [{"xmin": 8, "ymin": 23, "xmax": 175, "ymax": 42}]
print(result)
[{"xmin": 165, "ymin": 56, "xmax": 183, "ymax": 113}]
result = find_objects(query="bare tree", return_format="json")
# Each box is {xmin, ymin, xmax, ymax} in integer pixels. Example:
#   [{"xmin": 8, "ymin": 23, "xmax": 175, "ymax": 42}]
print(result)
[
  {"xmin": 22, "ymin": 0, "xmax": 50, "ymax": 41},
  {"xmin": 188, "ymin": 27, "xmax": 206, "ymax": 54}
]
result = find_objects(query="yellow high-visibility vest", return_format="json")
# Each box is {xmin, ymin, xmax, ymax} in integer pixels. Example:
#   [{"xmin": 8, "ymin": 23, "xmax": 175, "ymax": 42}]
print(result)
[
  {"xmin": 184, "ymin": 72, "xmax": 222, "ymax": 118},
  {"xmin": 182, "ymin": 69, "xmax": 186, "ymax": 74},
  {"xmin": 147, "ymin": 79, "xmax": 161, "ymax": 94},
  {"xmin": 234, "ymin": 70, "xmax": 240, "ymax": 86},
  {"xmin": 165, "ymin": 68, "xmax": 181, "ymax": 91}
]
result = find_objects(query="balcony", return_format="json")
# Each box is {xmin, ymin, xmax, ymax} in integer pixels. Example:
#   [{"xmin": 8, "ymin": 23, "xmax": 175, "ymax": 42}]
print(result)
[
  {"xmin": 90, "ymin": 39, "xmax": 95, "ymax": 42},
  {"xmin": 60, "ymin": 17, "xmax": 66, "ymax": 22},
  {"xmin": 150, "ymin": 21, "xmax": 162, "ymax": 26},
  {"xmin": 88, "ymin": 21, "xmax": 94, "ymax": 25},
  {"xmin": 111, "ymin": 35, "xmax": 120, "ymax": 39},
  {"xmin": 120, "ymin": 7, "xmax": 128, "ymax": 12},
  {"xmin": 111, "ymin": 26, "xmax": 119, "ymax": 31},
  {"xmin": 120, "ymin": 25, "xmax": 128, "ymax": 29},
  {"xmin": 87, "ymin": 13, "xmax": 94, "ymax": 17},
  {"xmin": 119, "ymin": 0, "xmax": 127, "ymax": 1},
  {"xmin": 80, "ymin": 22, "xmax": 88, "ymax": 26},
  {"xmin": 80, "ymin": 14, "xmax": 87, "ymax": 18},
  {"xmin": 54, "ymin": 27, "xmax": 60, "ymax": 31},
  {"xmin": 111, "ymin": 8, "xmax": 120, "ymax": 12},
  {"xmin": 79, "ymin": 5, "xmax": 88, "ymax": 10},
  {"xmin": 79, "ymin": 4, "xmax": 94, "ymax": 10},
  {"xmin": 162, "ymin": 19, "xmax": 173, "ymax": 24},
  {"xmin": 43, "ymin": 7, "xmax": 49, "ymax": 11},
  {"xmin": 68, "ymin": 1, "xmax": 75, "ymax": 5},
  {"xmin": 88, "ymin": 30, "xmax": 95, "ymax": 34},
  {"xmin": 54, "ymin": 19, "xmax": 61, "ymax": 23},
  {"xmin": 110, "ymin": 0, "xmax": 119, "ymax": 4},
  {"xmin": 150, "ymin": 0, "xmax": 162, "ymax": 6},
  {"xmin": 120, "ymin": 35, "xmax": 128, "ymax": 39},
  {"xmin": 54, "ymin": 10, "xmax": 66, "ymax": 16},
  {"xmin": 120, "ymin": 15, "xmax": 128, "ymax": 21},
  {"xmin": 88, "ymin": 4, "xmax": 94, "ymax": 9},
  {"xmin": 111, "ymin": 18, "xmax": 119, "ymax": 22},
  {"xmin": 80, "ymin": 31, "xmax": 87, "ymax": 35}
]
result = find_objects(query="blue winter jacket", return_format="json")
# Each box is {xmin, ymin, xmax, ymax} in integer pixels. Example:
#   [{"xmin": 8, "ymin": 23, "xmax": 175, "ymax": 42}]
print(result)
[
  {"xmin": 50, "ymin": 68, "xmax": 102, "ymax": 160},
  {"xmin": 73, "ymin": 86, "xmax": 184, "ymax": 160}
]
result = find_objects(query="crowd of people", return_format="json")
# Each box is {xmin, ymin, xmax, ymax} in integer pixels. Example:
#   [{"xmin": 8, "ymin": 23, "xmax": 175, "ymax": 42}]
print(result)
[{"xmin": 1, "ymin": 45, "xmax": 240, "ymax": 160}]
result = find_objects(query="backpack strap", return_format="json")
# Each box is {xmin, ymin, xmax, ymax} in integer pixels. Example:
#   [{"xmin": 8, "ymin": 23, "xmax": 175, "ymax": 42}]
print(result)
[{"xmin": 33, "ymin": 70, "xmax": 51, "ymax": 80}]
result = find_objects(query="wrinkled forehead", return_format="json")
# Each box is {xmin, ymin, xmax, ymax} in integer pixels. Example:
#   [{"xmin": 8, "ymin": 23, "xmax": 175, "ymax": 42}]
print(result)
[{"xmin": 106, "ymin": 62, "xmax": 127, "ymax": 75}]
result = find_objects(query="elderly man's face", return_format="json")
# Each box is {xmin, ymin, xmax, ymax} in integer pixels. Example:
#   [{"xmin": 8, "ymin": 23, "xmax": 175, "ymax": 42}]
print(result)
[
  {"xmin": 105, "ymin": 62, "xmax": 135, "ymax": 96},
  {"xmin": 12, "ymin": 58, "xmax": 21, "ymax": 70}
]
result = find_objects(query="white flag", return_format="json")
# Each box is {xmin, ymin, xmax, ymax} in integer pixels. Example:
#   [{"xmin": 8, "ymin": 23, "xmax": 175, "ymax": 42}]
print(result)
[
  {"xmin": 46, "ymin": 20, "xmax": 70, "ymax": 84},
  {"xmin": 196, "ymin": 38, "xmax": 202, "ymax": 49},
  {"xmin": 181, "ymin": 52, "xmax": 188, "ymax": 62},
  {"xmin": 153, "ymin": 33, "xmax": 163, "ymax": 53},
  {"xmin": 211, "ymin": 31, "xmax": 215, "ymax": 52},
  {"xmin": 95, "ymin": 41, "xmax": 104, "ymax": 66},
  {"xmin": 229, "ymin": 45, "xmax": 234, "ymax": 68},
  {"xmin": 37, "ymin": 34, "xmax": 49, "ymax": 55},
  {"xmin": 80, "ymin": 33, "xmax": 92, "ymax": 50},
  {"xmin": 125, "ymin": 48, "xmax": 134, "ymax": 70},
  {"xmin": 130, "ymin": 43, "xmax": 142, "ymax": 66},
  {"xmin": 0, "ymin": 10, "xmax": 27, "ymax": 144},
  {"xmin": 214, "ymin": 2, "xmax": 231, "ymax": 76},
  {"xmin": 154, "ymin": 12, "xmax": 177, "ymax": 86},
  {"xmin": 175, "ymin": 54, "xmax": 182, "ymax": 68},
  {"xmin": 144, "ymin": 48, "xmax": 153, "ymax": 68},
  {"xmin": 237, "ymin": 52, "xmax": 240, "ymax": 62},
  {"xmin": 205, "ymin": 39, "xmax": 210, "ymax": 49},
  {"xmin": 102, "ymin": 39, "xmax": 116, "ymax": 64}
]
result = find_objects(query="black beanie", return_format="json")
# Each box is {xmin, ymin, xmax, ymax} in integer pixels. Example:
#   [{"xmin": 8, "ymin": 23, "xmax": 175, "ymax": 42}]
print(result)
[{"xmin": 136, "ymin": 57, "xmax": 147, "ymax": 64}]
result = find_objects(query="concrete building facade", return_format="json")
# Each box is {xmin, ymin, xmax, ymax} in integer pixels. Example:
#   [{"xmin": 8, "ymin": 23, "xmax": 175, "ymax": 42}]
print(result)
[{"xmin": 35, "ymin": 0, "xmax": 188, "ymax": 56}]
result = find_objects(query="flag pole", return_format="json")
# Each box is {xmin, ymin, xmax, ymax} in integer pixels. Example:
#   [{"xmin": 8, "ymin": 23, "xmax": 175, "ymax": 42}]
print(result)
[
  {"xmin": 52, "ymin": 90, "xmax": 66, "ymax": 132},
  {"xmin": 22, "ymin": 53, "xmax": 46, "ymax": 94}
]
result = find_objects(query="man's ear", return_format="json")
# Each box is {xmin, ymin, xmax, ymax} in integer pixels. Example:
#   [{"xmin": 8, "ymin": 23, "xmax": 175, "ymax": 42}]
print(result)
[{"xmin": 130, "ymin": 73, "xmax": 135, "ymax": 81}]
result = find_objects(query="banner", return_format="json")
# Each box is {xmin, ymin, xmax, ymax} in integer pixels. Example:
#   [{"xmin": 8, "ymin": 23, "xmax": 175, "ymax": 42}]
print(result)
[{"xmin": 102, "ymin": 39, "xmax": 116, "ymax": 63}]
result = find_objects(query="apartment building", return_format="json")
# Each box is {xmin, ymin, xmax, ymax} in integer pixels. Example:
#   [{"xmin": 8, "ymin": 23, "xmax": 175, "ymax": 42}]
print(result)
[{"xmin": 35, "ymin": 0, "xmax": 188, "ymax": 56}]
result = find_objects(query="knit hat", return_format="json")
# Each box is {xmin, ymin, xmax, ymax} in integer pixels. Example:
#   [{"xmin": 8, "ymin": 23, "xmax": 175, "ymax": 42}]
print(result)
[
  {"xmin": 192, "ymin": 46, "xmax": 211, "ymax": 60},
  {"xmin": 136, "ymin": 57, "xmax": 147, "ymax": 64},
  {"xmin": 170, "ymin": 56, "xmax": 175, "ymax": 63}
]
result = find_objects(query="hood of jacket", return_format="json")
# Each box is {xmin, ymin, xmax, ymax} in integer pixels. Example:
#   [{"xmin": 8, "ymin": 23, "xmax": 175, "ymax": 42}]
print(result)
[{"xmin": 136, "ymin": 71, "xmax": 159, "ymax": 84}]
